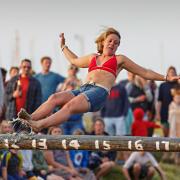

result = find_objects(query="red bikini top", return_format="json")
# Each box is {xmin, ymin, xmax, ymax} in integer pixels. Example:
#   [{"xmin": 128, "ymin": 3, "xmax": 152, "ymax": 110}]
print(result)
[{"xmin": 88, "ymin": 55, "xmax": 117, "ymax": 77}]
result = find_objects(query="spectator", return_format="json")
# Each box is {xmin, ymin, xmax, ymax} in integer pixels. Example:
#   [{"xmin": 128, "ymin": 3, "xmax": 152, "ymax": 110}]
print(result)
[
  {"xmin": 34, "ymin": 56, "xmax": 65, "ymax": 103},
  {"xmin": 1, "ymin": 149, "xmax": 26, "ymax": 180},
  {"xmin": 156, "ymin": 66, "xmax": 178, "ymax": 137},
  {"xmin": 88, "ymin": 118, "xmax": 116, "ymax": 180},
  {"xmin": 120, "ymin": 72, "xmax": 154, "ymax": 134},
  {"xmin": 32, "ymin": 147, "xmax": 56, "ymax": 180},
  {"xmin": 131, "ymin": 108, "xmax": 160, "ymax": 137},
  {"xmin": 5, "ymin": 59, "xmax": 42, "ymax": 120},
  {"xmin": 0, "ymin": 120, "xmax": 13, "ymax": 134},
  {"xmin": 101, "ymin": 82, "xmax": 129, "ymax": 135},
  {"xmin": 20, "ymin": 150, "xmax": 37, "ymax": 180},
  {"xmin": 128, "ymin": 74, "xmax": 153, "ymax": 112},
  {"xmin": 145, "ymin": 79, "xmax": 158, "ymax": 136},
  {"xmin": 9, "ymin": 66, "xmax": 19, "ymax": 79},
  {"xmin": 57, "ymin": 64, "xmax": 84, "ymax": 135},
  {"xmin": 57, "ymin": 64, "xmax": 81, "ymax": 92},
  {"xmin": 146, "ymin": 80, "xmax": 157, "ymax": 114},
  {"xmin": 44, "ymin": 126, "xmax": 82, "ymax": 180},
  {"xmin": 168, "ymin": 85, "xmax": 180, "ymax": 164},
  {"xmin": 0, "ymin": 120, "xmax": 13, "ymax": 159},
  {"xmin": 121, "ymin": 72, "xmax": 152, "ymax": 112},
  {"xmin": 122, "ymin": 151, "xmax": 166, "ymax": 180},
  {"xmin": 70, "ymin": 129, "xmax": 96, "ymax": 180},
  {"xmin": 70, "ymin": 129, "xmax": 89, "ymax": 168}
]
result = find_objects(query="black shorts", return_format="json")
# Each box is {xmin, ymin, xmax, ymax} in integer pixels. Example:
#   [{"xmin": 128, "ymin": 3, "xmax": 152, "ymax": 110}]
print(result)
[{"xmin": 128, "ymin": 164, "xmax": 149, "ymax": 179}]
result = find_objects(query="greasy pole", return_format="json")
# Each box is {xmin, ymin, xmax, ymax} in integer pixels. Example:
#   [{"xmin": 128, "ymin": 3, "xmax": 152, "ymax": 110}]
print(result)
[{"xmin": 0, "ymin": 134, "xmax": 180, "ymax": 151}]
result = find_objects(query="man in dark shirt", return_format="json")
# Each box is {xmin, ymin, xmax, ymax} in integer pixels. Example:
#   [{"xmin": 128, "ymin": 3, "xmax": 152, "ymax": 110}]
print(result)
[{"xmin": 101, "ymin": 83, "xmax": 129, "ymax": 135}]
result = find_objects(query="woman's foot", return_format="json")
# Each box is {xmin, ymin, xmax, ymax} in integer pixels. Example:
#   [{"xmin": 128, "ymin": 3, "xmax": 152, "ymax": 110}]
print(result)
[{"xmin": 28, "ymin": 120, "xmax": 42, "ymax": 133}]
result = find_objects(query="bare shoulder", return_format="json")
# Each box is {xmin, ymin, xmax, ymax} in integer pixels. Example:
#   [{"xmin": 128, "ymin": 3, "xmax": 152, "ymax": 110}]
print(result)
[
  {"xmin": 86, "ymin": 53, "xmax": 97, "ymax": 62},
  {"xmin": 115, "ymin": 54, "xmax": 127, "ymax": 65},
  {"xmin": 84, "ymin": 53, "xmax": 97, "ymax": 60}
]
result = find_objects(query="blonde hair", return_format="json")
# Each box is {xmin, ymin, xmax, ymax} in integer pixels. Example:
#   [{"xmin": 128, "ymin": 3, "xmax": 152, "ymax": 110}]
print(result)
[
  {"xmin": 95, "ymin": 27, "xmax": 121, "ymax": 54},
  {"xmin": 0, "ymin": 120, "xmax": 12, "ymax": 134},
  {"xmin": 171, "ymin": 86, "xmax": 180, "ymax": 97},
  {"xmin": 73, "ymin": 129, "xmax": 85, "ymax": 135},
  {"xmin": 48, "ymin": 126, "xmax": 63, "ymax": 135}
]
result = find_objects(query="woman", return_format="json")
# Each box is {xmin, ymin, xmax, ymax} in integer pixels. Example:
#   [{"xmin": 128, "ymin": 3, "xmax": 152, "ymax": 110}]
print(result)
[
  {"xmin": 88, "ymin": 118, "xmax": 116, "ymax": 180},
  {"xmin": 44, "ymin": 126, "xmax": 82, "ymax": 180},
  {"xmin": 22, "ymin": 27, "xmax": 179, "ymax": 132}
]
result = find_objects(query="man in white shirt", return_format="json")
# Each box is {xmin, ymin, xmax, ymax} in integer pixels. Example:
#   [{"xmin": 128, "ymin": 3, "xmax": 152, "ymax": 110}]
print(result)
[{"xmin": 122, "ymin": 151, "xmax": 166, "ymax": 180}]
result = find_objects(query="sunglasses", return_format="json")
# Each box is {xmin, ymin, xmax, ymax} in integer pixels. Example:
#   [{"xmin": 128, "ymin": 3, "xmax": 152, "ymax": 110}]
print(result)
[
  {"xmin": 22, "ymin": 66, "xmax": 31, "ymax": 69},
  {"xmin": 69, "ymin": 67, "xmax": 78, "ymax": 71}
]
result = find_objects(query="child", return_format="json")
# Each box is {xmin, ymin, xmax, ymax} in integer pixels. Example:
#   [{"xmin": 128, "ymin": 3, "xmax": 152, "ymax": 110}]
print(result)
[
  {"xmin": 131, "ymin": 108, "xmax": 161, "ymax": 136},
  {"xmin": 1, "ymin": 149, "xmax": 26, "ymax": 180},
  {"xmin": 0, "ymin": 120, "xmax": 13, "ymax": 134}
]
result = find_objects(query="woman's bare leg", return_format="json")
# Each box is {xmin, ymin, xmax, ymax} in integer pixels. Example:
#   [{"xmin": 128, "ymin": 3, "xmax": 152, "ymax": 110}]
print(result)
[
  {"xmin": 30, "ymin": 95, "xmax": 89, "ymax": 131},
  {"xmin": 31, "ymin": 91, "xmax": 75, "ymax": 121},
  {"xmin": 29, "ymin": 94, "xmax": 89, "ymax": 132}
]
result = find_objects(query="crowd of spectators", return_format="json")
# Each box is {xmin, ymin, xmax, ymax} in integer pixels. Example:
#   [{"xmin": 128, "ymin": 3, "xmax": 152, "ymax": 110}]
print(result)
[{"xmin": 0, "ymin": 56, "xmax": 179, "ymax": 179}]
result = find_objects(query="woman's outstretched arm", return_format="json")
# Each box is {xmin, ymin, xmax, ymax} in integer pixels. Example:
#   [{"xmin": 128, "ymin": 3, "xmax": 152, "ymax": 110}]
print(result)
[
  {"xmin": 120, "ymin": 55, "xmax": 180, "ymax": 81},
  {"xmin": 60, "ymin": 33, "xmax": 94, "ymax": 68}
]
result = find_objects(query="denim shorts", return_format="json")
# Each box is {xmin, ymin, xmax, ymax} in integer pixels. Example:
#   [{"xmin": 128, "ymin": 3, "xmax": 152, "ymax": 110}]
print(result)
[{"xmin": 70, "ymin": 83, "xmax": 109, "ymax": 112}]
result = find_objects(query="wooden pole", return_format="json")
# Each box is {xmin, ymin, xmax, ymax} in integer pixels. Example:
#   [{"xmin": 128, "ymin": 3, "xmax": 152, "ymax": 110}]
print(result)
[{"xmin": 0, "ymin": 134, "xmax": 180, "ymax": 151}]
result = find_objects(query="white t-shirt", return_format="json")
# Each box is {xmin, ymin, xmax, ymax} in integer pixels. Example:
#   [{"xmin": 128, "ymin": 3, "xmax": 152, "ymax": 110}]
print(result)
[{"xmin": 123, "ymin": 152, "xmax": 158, "ymax": 169}]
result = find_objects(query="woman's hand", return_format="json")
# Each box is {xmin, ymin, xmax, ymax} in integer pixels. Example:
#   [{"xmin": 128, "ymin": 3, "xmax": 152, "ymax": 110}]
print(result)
[{"xmin": 59, "ymin": 33, "xmax": 66, "ymax": 48}]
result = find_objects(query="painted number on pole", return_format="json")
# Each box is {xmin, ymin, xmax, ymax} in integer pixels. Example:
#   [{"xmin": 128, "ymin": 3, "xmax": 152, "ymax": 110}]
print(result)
[{"xmin": 128, "ymin": 140, "xmax": 143, "ymax": 150}]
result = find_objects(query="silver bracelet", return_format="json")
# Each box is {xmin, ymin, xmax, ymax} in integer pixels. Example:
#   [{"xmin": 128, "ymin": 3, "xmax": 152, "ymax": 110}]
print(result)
[{"xmin": 61, "ymin": 45, "xmax": 67, "ymax": 51}]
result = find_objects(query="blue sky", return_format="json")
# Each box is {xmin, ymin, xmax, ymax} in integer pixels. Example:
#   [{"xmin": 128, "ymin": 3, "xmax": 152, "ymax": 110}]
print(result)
[{"xmin": 0, "ymin": 0, "xmax": 180, "ymax": 81}]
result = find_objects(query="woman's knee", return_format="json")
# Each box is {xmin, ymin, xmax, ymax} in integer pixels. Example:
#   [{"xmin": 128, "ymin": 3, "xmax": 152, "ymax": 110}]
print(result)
[{"xmin": 47, "ymin": 93, "xmax": 59, "ymax": 107}]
